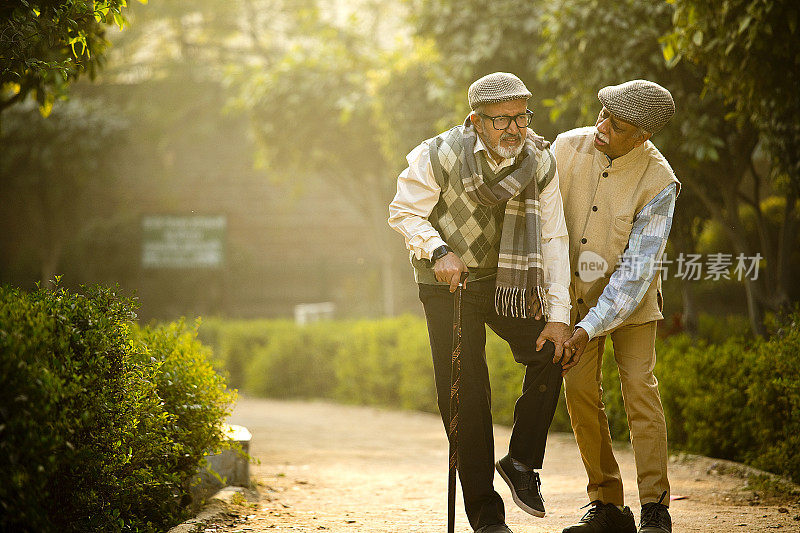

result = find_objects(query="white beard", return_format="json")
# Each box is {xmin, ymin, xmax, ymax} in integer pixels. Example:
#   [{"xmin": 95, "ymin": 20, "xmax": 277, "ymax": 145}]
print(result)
[{"xmin": 489, "ymin": 136, "xmax": 525, "ymax": 159}]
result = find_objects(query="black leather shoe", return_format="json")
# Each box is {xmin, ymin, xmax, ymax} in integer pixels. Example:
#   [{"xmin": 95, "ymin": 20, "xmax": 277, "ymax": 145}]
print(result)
[
  {"xmin": 475, "ymin": 524, "xmax": 513, "ymax": 533},
  {"xmin": 495, "ymin": 454, "xmax": 545, "ymax": 517},
  {"xmin": 562, "ymin": 501, "xmax": 636, "ymax": 533},
  {"xmin": 639, "ymin": 492, "xmax": 671, "ymax": 532}
]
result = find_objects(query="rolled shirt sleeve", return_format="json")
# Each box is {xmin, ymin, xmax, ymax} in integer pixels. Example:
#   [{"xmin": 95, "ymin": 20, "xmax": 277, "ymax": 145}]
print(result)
[
  {"xmin": 387, "ymin": 141, "xmax": 447, "ymax": 260},
  {"xmin": 538, "ymin": 156, "xmax": 571, "ymax": 325},
  {"xmin": 577, "ymin": 182, "xmax": 678, "ymax": 339}
]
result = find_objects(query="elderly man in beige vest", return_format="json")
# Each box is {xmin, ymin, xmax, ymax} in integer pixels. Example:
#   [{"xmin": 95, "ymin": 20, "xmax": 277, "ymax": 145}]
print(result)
[{"xmin": 552, "ymin": 80, "xmax": 679, "ymax": 533}]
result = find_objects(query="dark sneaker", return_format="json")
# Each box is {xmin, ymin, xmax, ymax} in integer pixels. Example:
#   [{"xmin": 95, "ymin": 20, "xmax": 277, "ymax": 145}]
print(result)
[
  {"xmin": 562, "ymin": 501, "xmax": 637, "ymax": 533},
  {"xmin": 495, "ymin": 454, "xmax": 545, "ymax": 517},
  {"xmin": 475, "ymin": 524, "xmax": 513, "ymax": 533},
  {"xmin": 639, "ymin": 492, "xmax": 671, "ymax": 533}
]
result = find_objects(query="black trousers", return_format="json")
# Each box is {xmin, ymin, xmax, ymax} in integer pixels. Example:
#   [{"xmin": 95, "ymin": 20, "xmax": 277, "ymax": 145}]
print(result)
[{"xmin": 418, "ymin": 280, "xmax": 563, "ymax": 530}]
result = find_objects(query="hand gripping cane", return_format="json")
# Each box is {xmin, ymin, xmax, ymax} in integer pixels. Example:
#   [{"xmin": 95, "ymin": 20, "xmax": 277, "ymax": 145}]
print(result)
[{"xmin": 447, "ymin": 271, "xmax": 468, "ymax": 533}]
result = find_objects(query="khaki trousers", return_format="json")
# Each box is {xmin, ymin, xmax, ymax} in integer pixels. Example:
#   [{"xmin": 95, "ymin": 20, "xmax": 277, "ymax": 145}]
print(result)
[{"xmin": 564, "ymin": 320, "xmax": 669, "ymax": 507}]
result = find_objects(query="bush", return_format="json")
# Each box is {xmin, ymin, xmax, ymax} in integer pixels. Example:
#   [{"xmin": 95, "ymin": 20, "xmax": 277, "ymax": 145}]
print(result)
[
  {"xmin": 695, "ymin": 313, "xmax": 752, "ymax": 344},
  {"xmin": 246, "ymin": 321, "xmax": 340, "ymax": 399},
  {"xmin": 745, "ymin": 321, "xmax": 800, "ymax": 481},
  {"xmin": 332, "ymin": 316, "xmax": 435, "ymax": 411},
  {"xmin": 199, "ymin": 315, "xmax": 552, "ymax": 427},
  {"xmin": 655, "ymin": 313, "xmax": 800, "ymax": 483},
  {"xmin": 656, "ymin": 335, "xmax": 755, "ymax": 459},
  {"xmin": 0, "ymin": 284, "xmax": 235, "ymax": 532},
  {"xmin": 196, "ymin": 318, "xmax": 295, "ymax": 392}
]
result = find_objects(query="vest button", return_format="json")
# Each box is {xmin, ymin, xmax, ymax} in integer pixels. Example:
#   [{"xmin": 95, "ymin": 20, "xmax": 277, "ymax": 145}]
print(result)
[
  {"xmin": 577, "ymin": 298, "xmax": 584, "ymax": 304},
  {"xmin": 581, "ymin": 238, "xmax": 587, "ymax": 244},
  {"xmin": 592, "ymin": 205, "xmax": 598, "ymax": 211},
  {"xmin": 602, "ymin": 171, "xmax": 609, "ymax": 177},
  {"xmin": 575, "ymin": 271, "xmax": 580, "ymax": 277}
]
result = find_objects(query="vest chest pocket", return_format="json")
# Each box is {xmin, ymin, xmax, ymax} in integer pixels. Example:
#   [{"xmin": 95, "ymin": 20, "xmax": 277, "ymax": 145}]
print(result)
[{"xmin": 597, "ymin": 215, "xmax": 634, "ymax": 274}]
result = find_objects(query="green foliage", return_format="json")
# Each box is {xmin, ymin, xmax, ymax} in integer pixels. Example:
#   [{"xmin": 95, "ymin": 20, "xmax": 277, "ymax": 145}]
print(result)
[
  {"xmin": 743, "ymin": 316, "xmax": 800, "ymax": 482},
  {"xmin": 205, "ymin": 320, "xmax": 293, "ymax": 391},
  {"xmin": 408, "ymin": 0, "xmax": 570, "ymax": 140},
  {"xmin": 694, "ymin": 313, "xmax": 752, "ymax": 344},
  {"xmin": 0, "ymin": 283, "xmax": 235, "ymax": 532},
  {"xmin": 246, "ymin": 322, "xmax": 340, "ymax": 400},
  {"xmin": 0, "ymin": 0, "xmax": 145, "ymax": 114},
  {"xmin": 667, "ymin": 0, "xmax": 800, "ymax": 187},
  {"xmin": 657, "ymin": 335, "xmax": 755, "ymax": 460},
  {"xmin": 132, "ymin": 320, "xmax": 236, "ymax": 500},
  {"xmin": 332, "ymin": 316, "xmax": 432, "ymax": 409},
  {"xmin": 0, "ymin": 98, "xmax": 127, "ymax": 183},
  {"xmin": 485, "ymin": 330, "xmax": 526, "ymax": 428},
  {"xmin": 0, "ymin": 98, "xmax": 128, "ymax": 284},
  {"xmin": 200, "ymin": 315, "xmax": 536, "ymax": 425},
  {"xmin": 537, "ymin": 0, "xmax": 744, "ymax": 171},
  {"xmin": 655, "ymin": 312, "xmax": 800, "ymax": 483}
]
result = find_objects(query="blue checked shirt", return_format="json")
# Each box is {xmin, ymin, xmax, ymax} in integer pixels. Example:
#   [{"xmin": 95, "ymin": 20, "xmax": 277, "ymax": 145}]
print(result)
[{"xmin": 577, "ymin": 182, "xmax": 677, "ymax": 340}]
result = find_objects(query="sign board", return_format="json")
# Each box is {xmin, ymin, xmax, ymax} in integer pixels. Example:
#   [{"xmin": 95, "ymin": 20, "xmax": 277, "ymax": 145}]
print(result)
[
  {"xmin": 142, "ymin": 215, "xmax": 226, "ymax": 269},
  {"xmin": 294, "ymin": 302, "xmax": 335, "ymax": 325}
]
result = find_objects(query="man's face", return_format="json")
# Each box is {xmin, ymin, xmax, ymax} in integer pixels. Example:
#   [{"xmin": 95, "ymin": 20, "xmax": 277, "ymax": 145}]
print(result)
[
  {"xmin": 471, "ymin": 98, "xmax": 529, "ymax": 162},
  {"xmin": 593, "ymin": 106, "xmax": 649, "ymax": 159}
]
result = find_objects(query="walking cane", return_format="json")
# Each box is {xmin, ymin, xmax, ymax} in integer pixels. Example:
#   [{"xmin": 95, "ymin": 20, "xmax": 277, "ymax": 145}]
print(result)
[{"xmin": 448, "ymin": 271, "xmax": 468, "ymax": 533}]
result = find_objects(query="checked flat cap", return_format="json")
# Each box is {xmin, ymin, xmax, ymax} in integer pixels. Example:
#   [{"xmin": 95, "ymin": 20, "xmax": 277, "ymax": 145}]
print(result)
[
  {"xmin": 598, "ymin": 80, "xmax": 675, "ymax": 133},
  {"xmin": 468, "ymin": 72, "xmax": 532, "ymax": 110}
]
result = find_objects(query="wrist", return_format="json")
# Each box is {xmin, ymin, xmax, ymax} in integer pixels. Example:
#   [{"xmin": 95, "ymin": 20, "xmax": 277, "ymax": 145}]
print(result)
[
  {"xmin": 575, "ymin": 324, "xmax": 592, "ymax": 340},
  {"xmin": 430, "ymin": 244, "xmax": 453, "ymax": 264}
]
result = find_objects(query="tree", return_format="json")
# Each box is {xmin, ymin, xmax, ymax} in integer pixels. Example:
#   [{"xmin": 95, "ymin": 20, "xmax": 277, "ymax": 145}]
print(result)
[
  {"xmin": 665, "ymin": 0, "xmax": 800, "ymax": 313},
  {"xmin": 224, "ymin": 1, "xmax": 450, "ymax": 315},
  {"xmin": 67, "ymin": 0, "xmax": 435, "ymax": 318},
  {"xmin": 0, "ymin": 0, "xmax": 143, "ymax": 116},
  {"xmin": 0, "ymin": 98, "xmax": 127, "ymax": 285},
  {"xmin": 408, "ymin": 0, "xmax": 565, "ymax": 139}
]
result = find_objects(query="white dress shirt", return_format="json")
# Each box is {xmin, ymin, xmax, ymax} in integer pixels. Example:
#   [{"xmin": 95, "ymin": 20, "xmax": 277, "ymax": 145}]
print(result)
[{"xmin": 388, "ymin": 134, "xmax": 572, "ymax": 324}]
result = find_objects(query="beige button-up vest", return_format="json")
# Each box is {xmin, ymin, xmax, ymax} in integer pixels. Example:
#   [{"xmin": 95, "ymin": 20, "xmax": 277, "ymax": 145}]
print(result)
[{"xmin": 553, "ymin": 127, "xmax": 680, "ymax": 329}]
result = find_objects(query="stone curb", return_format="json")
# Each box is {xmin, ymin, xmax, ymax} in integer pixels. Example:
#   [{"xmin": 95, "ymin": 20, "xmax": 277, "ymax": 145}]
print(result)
[{"xmin": 167, "ymin": 486, "xmax": 257, "ymax": 533}]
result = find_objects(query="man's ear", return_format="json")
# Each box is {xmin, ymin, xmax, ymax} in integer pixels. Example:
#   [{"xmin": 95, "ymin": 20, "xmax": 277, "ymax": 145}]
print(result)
[
  {"xmin": 633, "ymin": 131, "xmax": 651, "ymax": 148},
  {"xmin": 469, "ymin": 112, "xmax": 483, "ymax": 133}
]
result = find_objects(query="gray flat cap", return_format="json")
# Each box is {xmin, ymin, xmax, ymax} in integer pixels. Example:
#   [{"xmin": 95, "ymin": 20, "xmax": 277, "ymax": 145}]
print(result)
[
  {"xmin": 468, "ymin": 72, "xmax": 531, "ymax": 110},
  {"xmin": 598, "ymin": 79, "xmax": 675, "ymax": 133}
]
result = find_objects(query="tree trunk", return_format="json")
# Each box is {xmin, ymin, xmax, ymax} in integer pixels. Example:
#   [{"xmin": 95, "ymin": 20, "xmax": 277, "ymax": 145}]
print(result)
[
  {"xmin": 775, "ymin": 190, "xmax": 799, "ymax": 310},
  {"xmin": 743, "ymin": 277, "xmax": 768, "ymax": 337},
  {"xmin": 717, "ymin": 182, "xmax": 769, "ymax": 336}
]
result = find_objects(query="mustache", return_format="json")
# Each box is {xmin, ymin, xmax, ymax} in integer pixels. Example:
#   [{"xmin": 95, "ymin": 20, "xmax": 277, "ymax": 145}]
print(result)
[{"xmin": 500, "ymin": 133, "xmax": 521, "ymax": 141}]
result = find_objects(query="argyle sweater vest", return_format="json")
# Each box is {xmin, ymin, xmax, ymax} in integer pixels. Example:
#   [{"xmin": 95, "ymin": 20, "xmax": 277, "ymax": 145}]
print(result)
[{"xmin": 413, "ymin": 127, "xmax": 554, "ymax": 285}]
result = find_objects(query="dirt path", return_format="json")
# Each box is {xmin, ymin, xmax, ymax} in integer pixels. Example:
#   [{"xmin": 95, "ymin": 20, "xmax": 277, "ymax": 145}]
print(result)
[{"xmin": 210, "ymin": 398, "xmax": 800, "ymax": 532}]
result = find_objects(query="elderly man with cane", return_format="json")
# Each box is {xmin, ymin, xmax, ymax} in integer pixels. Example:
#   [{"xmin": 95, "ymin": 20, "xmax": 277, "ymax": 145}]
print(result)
[
  {"xmin": 388, "ymin": 72, "xmax": 572, "ymax": 533},
  {"xmin": 554, "ymin": 80, "xmax": 680, "ymax": 533}
]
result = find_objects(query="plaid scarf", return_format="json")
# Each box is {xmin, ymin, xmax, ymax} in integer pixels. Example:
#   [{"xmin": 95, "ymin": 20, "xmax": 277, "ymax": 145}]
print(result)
[{"xmin": 460, "ymin": 119, "xmax": 550, "ymax": 319}]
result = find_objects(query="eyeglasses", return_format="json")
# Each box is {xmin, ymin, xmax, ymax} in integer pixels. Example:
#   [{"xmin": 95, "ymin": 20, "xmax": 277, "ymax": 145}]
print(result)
[{"xmin": 478, "ymin": 109, "xmax": 534, "ymax": 130}]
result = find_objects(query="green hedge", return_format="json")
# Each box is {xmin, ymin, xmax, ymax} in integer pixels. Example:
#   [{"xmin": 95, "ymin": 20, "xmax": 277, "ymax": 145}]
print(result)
[
  {"xmin": 656, "ymin": 317, "xmax": 800, "ymax": 483},
  {"xmin": 199, "ymin": 315, "xmax": 581, "ymax": 432},
  {"xmin": 0, "ymin": 284, "xmax": 236, "ymax": 532},
  {"xmin": 200, "ymin": 313, "xmax": 800, "ymax": 484}
]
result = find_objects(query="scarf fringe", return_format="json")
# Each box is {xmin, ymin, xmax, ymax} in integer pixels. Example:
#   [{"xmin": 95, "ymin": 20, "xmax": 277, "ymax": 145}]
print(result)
[
  {"xmin": 495, "ymin": 286, "xmax": 550, "ymax": 320},
  {"xmin": 536, "ymin": 285, "xmax": 550, "ymax": 321}
]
